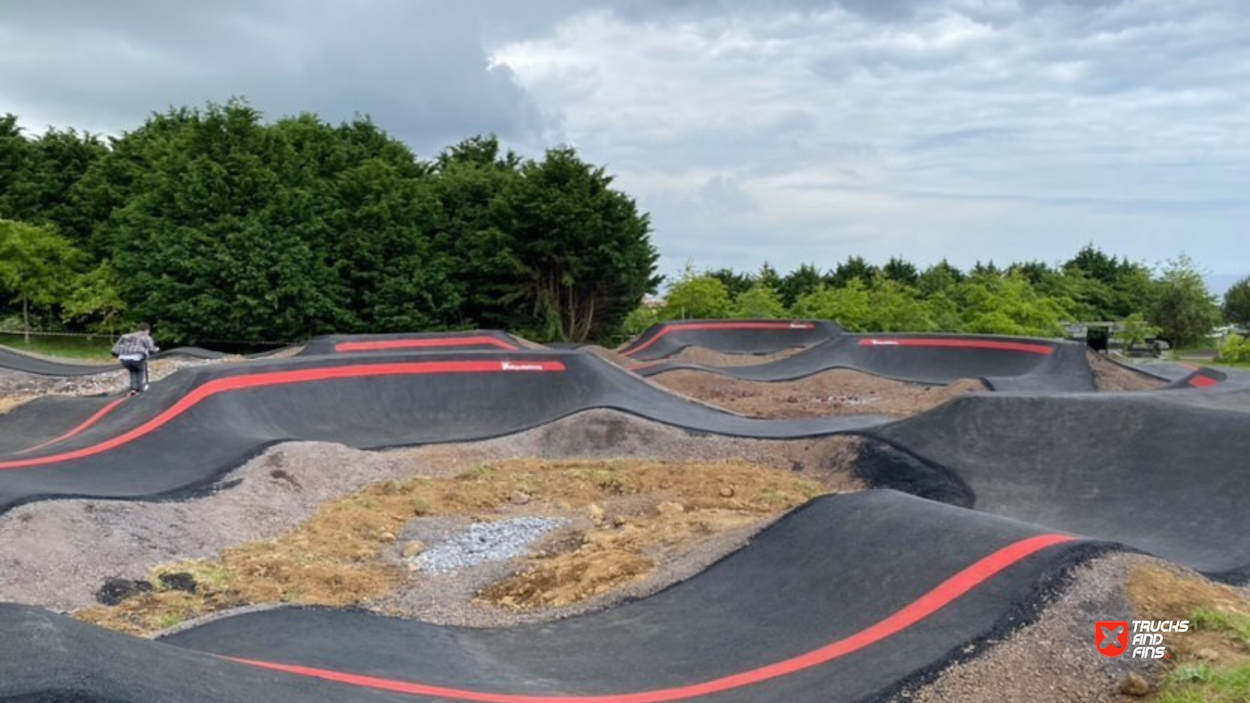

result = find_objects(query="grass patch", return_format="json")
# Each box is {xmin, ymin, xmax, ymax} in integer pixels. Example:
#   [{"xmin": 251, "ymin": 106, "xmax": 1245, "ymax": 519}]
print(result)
[
  {"xmin": 0, "ymin": 333, "xmax": 116, "ymax": 361},
  {"xmin": 1126, "ymin": 565, "xmax": 1250, "ymax": 702},
  {"xmin": 75, "ymin": 459, "xmax": 829, "ymax": 635}
]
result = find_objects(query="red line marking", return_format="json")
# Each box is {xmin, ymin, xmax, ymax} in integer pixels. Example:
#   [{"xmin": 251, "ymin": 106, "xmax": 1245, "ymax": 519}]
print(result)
[
  {"xmin": 623, "ymin": 322, "xmax": 817, "ymax": 357},
  {"xmin": 857, "ymin": 338, "xmax": 1054, "ymax": 355},
  {"xmin": 225, "ymin": 533, "xmax": 1075, "ymax": 702},
  {"xmin": 0, "ymin": 361, "xmax": 566, "ymax": 471},
  {"xmin": 335, "ymin": 337, "xmax": 517, "ymax": 353},
  {"xmin": 1188, "ymin": 375, "xmax": 1219, "ymax": 388},
  {"xmin": 11, "ymin": 397, "xmax": 129, "ymax": 456}
]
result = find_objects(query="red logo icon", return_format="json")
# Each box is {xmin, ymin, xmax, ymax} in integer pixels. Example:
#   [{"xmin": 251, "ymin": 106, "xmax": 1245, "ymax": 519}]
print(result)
[{"xmin": 1096, "ymin": 621, "xmax": 1129, "ymax": 657}]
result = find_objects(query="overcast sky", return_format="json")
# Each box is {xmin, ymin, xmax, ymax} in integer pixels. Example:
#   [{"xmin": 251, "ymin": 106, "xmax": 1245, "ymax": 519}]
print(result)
[{"xmin": 2, "ymin": 0, "xmax": 1247, "ymax": 289}]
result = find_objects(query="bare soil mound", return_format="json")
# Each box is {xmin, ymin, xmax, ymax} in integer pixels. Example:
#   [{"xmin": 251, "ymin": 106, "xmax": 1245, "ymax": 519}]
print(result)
[
  {"xmin": 664, "ymin": 345, "xmax": 806, "ymax": 367},
  {"xmin": 651, "ymin": 368, "xmax": 987, "ymax": 418},
  {"xmin": 0, "ymin": 410, "xmax": 861, "ymax": 621},
  {"xmin": 1086, "ymin": 351, "xmax": 1167, "ymax": 392}
]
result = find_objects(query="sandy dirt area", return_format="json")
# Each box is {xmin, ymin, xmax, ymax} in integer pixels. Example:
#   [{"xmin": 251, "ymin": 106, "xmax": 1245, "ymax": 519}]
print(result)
[{"xmin": 650, "ymin": 368, "xmax": 987, "ymax": 418}]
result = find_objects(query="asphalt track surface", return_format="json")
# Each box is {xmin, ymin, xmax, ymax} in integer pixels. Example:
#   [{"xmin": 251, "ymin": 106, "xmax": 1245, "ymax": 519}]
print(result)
[
  {"xmin": 2, "ymin": 322, "xmax": 1247, "ymax": 702},
  {"xmin": 618, "ymin": 319, "xmax": 843, "ymax": 361},
  {"xmin": 0, "ymin": 350, "xmax": 889, "ymax": 513},
  {"xmin": 632, "ymin": 333, "xmax": 1112, "ymax": 391},
  {"xmin": 0, "ymin": 491, "xmax": 1100, "ymax": 703}
]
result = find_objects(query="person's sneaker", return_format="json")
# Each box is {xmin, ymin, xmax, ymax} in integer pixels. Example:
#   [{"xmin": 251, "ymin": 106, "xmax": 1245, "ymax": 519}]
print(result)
[
  {"xmin": 127, "ymin": 390, "xmax": 139, "ymax": 397},
  {"xmin": 142, "ymin": 384, "xmax": 149, "ymax": 392}
]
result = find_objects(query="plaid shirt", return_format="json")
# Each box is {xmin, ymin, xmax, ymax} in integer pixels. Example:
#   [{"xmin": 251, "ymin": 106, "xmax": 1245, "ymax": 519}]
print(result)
[{"xmin": 113, "ymin": 332, "xmax": 158, "ymax": 358}]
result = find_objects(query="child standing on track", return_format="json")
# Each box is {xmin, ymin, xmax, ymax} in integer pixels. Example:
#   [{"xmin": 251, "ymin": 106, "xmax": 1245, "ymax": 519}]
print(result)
[{"xmin": 112, "ymin": 323, "xmax": 160, "ymax": 396}]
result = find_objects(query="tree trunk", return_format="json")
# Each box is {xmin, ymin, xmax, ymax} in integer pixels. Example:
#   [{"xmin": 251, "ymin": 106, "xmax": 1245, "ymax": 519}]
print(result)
[{"xmin": 22, "ymin": 296, "xmax": 29, "ymax": 345}]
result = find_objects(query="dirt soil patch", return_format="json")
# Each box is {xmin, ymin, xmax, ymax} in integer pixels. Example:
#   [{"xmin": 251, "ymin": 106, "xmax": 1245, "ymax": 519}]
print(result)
[
  {"xmin": 74, "ymin": 458, "xmax": 828, "ymax": 635},
  {"xmin": 661, "ymin": 345, "xmax": 806, "ymax": 367},
  {"xmin": 1087, "ymin": 352, "xmax": 1167, "ymax": 392},
  {"xmin": 1121, "ymin": 563, "xmax": 1250, "ymax": 701},
  {"xmin": 650, "ymin": 368, "xmax": 986, "ymax": 418}
]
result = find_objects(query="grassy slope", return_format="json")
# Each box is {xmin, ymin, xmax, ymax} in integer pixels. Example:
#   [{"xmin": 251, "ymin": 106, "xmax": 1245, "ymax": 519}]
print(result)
[{"xmin": 0, "ymin": 333, "xmax": 115, "ymax": 362}]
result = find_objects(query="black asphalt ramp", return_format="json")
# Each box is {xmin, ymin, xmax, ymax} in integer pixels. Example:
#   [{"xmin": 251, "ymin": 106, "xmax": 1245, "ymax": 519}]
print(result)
[
  {"xmin": 863, "ymin": 389, "xmax": 1250, "ymax": 580},
  {"xmin": 619, "ymin": 320, "xmax": 842, "ymax": 361},
  {"xmin": 0, "ymin": 350, "xmax": 889, "ymax": 513},
  {"xmin": 635, "ymin": 334, "xmax": 1099, "ymax": 391},
  {"xmin": 0, "ymin": 491, "xmax": 1093, "ymax": 702}
]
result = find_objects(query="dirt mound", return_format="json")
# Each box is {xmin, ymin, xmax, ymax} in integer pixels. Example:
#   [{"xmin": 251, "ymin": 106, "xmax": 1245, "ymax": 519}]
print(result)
[
  {"xmin": 74, "ymin": 458, "xmax": 830, "ymax": 635},
  {"xmin": 651, "ymin": 368, "xmax": 987, "ymax": 418},
  {"xmin": 1086, "ymin": 351, "xmax": 1167, "ymax": 392},
  {"xmin": 0, "ymin": 409, "xmax": 862, "ymax": 617},
  {"xmin": 663, "ymin": 345, "xmax": 805, "ymax": 367}
]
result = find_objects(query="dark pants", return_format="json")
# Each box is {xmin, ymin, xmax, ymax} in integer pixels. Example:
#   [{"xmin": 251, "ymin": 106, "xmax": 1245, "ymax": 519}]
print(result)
[{"xmin": 120, "ymin": 357, "xmax": 148, "ymax": 392}]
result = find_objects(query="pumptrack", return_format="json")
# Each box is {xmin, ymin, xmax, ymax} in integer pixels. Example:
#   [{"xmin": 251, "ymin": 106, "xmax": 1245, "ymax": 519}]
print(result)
[
  {"xmin": 1, "ymin": 321, "xmax": 1247, "ymax": 702},
  {"xmin": 0, "ymin": 492, "xmax": 1098, "ymax": 703}
]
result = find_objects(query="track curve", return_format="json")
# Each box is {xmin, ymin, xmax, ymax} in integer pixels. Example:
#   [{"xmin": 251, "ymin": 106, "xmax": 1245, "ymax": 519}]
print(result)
[
  {"xmin": 0, "ymin": 350, "xmax": 889, "ymax": 512},
  {"xmin": 0, "ymin": 491, "xmax": 1098, "ymax": 703}
]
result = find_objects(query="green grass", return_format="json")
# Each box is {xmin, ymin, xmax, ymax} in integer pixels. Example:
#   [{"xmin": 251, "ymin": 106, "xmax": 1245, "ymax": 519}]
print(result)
[
  {"xmin": 1159, "ymin": 663, "xmax": 1250, "ymax": 703},
  {"xmin": 1157, "ymin": 609, "xmax": 1250, "ymax": 703},
  {"xmin": 0, "ymin": 333, "xmax": 115, "ymax": 361}
]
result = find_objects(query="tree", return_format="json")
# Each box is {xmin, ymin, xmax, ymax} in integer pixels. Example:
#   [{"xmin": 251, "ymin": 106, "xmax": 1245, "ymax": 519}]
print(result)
[
  {"xmin": 706, "ymin": 268, "xmax": 753, "ymax": 299},
  {"xmin": 754, "ymin": 262, "xmax": 782, "ymax": 292},
  {"xmin": 1151, "ymin": 254, "xmax": 1221, "ymax": 348},
  {"xmin": 0, "ymin": 220, "xmax": 81, "ymax": 341},
  {"xmin": 1117, "ymin": 313, "xmax": 1160, "ymax": 354},
  {"xmin": 868, "ymin": 279, "xmax": 936, "ymax": 332},
  {"xmin": 792, "ymin": 279, "xmax": 872, "ymax": 331},
  {"xmin": 778, "ymin": 263, "xmax": 822, "ymax": 309},
  {"xmin": 106, "ymin": 101, "xmax": 348, "ymax": 344},
  {"xmin": 62, "ymin": 261, "xmax": 128, "ymax": 335},
  {"xmin": 663, "ymin": 266, "xmax": 731, "ymax": 319},
  {"xmin": 1223, "ymin": 275, "xmax": 1250, "ymax": 326},
  {"xmin": 731, "ymin": 283, "xmax": 786, "ymax": 319},
  {"xmin": 880, "ymin": 257, "xmax": 919, "ymax": 287},
  {"xmin": 826, "ymin": 256, "xmax": 877, "ymax": 288},
  {"xmin": 917, "ymin": 259, "xmax": 964, "ymax": 297},
  {"xmin": 492, "ymin": 146, "xmax": 659, "ymax": 341},
  {"xmin": 956, "ymin": 272, "xmax": 1073, "ymax": 337},
  {"xmin": 1064, "ymin": 244, "xmax": 1120, "ymax": 284}
]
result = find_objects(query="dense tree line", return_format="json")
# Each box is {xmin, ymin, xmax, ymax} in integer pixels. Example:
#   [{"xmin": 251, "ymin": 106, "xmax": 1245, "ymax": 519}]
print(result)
[
  {"xmin": 1, "ymin": 102, "xmax": 1238, "ymax": 348},
  {"xmin": 632, "ymin": 248, "xmax": 1229, "ymax": 348},
  {"xmin": 0, "ymin": 102, "xmax": 658, "ymax": 344}
]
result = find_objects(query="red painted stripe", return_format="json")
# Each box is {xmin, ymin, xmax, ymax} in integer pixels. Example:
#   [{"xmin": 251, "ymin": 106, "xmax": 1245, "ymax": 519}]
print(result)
[
  {"xmin": 226, "ymin": 533, "xmax": 1075, "ymax": 702},
  {"xmin": 1189, "ymin": 375, "xmax": 1219, "ymax": 388},
  {"xmin": 11, "ymin": 397, "xmax": 130, "ymax": 456},
  {"xmin": 624, "ymin": 322, "xmax": 817, "ymax": 357},
  {"xmin": 857, "ymin": 338, "xmax": 1054, "ymax": 355},
  {"xmin": 0, "ymin": 360, "xmax": 566, "ymax": 471},
  {"xmin": 335, "ymin": 337, "xmax": 517, "ymax": 353}
]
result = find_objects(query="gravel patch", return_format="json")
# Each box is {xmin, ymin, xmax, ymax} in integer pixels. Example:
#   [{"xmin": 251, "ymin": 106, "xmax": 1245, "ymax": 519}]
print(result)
[
  {"xmin": 414, "ymin": 517, "xmax": 568, "ymax": 575},
  {"xmin": 896, "ymin": 552, "xmax": 1161, "ymax": 703}
]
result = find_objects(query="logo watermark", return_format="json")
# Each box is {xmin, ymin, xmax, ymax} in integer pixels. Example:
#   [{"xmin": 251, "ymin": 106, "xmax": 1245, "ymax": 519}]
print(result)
[{"xmin": 1096, "ymin": 620, "xmax": 1188, "ymax": 659}]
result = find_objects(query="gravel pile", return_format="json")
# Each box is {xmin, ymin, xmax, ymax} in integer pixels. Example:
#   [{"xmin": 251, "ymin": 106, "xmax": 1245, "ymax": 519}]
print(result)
[{"xmin": 414, "ymin": 517, "xmax": 568, "ymax": 575}]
